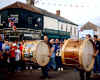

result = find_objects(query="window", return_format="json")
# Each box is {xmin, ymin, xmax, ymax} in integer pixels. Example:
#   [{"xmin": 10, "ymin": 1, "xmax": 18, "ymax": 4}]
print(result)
[
  {"xmin": 61, "ymin": 24, "xmax": 63, "ymax": 30},
  {"xmin": 70, "ymin": 27, "xmax": 72, "ymax": 35},
  {"xmin": 0, "ymin": 15, "xmax": 1, "ymax": 24},
  {"xmin": 28, "ymin": 17, "xmax": 32, "ymax": 25},
  {"xmin": 66, "ymin": 24, "xmax": 68, "ymax": 32},
  {"xmin": 37, "ymin": 17, "xmax": 41, "ymax": 22},
  {"xmin": 74, "ymin": 27, "xmax": 76, "ymax": 35}
]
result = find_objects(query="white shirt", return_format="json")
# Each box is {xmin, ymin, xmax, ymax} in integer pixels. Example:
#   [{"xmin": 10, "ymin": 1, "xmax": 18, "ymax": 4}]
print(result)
[
  {"xmin": 15, "ymin": 49, "xmax": 21, "ymax": 61},
  {"xmin": 56, "ymin": 48, "xmax": 62, "ymax": 56}
]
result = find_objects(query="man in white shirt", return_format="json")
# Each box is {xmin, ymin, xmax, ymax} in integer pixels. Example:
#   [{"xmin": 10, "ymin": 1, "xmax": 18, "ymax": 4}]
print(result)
[{"xmin": 15, "ymin": 47, "xmax": 21, "ymax": 72}]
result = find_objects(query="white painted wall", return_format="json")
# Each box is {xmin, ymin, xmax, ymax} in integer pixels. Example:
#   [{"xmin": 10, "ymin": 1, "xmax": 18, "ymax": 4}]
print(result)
[
  {"xmin": 44, "ymin": 16, "xmax": 78, "ymax": 38},
  {"xmin": 44, "ymin": 16, "xmax": 58, "ymax": 30}
]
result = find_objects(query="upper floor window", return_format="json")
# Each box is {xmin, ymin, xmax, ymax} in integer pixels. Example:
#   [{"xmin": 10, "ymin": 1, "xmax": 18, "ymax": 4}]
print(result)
[
  {"xmin": 66, "ymin": 24, "xmax": 68, "ymax": 32},
  {"xmin": 70, "ymin": 26, "xmax": 72, "ymax": 34},
  {"xmin": 28, "ymin": 17, "xmax": 32, "ymax": 25},
  {"xmin": 74, "ymin": 27, "xmax": 76, "ymax": 34},
  {"xmin": 0, "ymin": 15, "xmax": 1, "ymax": 24},
  {"xmin": 61, "ymin": 24, "xmax": 63, "ymax": 30}
]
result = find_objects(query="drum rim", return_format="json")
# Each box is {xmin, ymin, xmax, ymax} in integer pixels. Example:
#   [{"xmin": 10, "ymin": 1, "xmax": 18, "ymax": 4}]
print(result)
[{"xmin": 79, "ymin": 39, "xmax": 95, "ymax": 72}]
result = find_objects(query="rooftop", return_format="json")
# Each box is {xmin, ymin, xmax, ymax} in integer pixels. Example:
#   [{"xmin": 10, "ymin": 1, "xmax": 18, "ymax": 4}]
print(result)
[
  {"xmin": 0, "ymin": 1, "xmax": 78, "ymax": 26},
  {"xmin": 81, "ymin": 21, "xmax": 98, "ymax": 31}
]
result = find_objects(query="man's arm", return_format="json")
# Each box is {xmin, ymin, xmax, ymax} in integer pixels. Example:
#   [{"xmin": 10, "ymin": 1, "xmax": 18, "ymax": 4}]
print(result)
[{"xmin": 48, "ymin": 46, "xmax": 55, "ymax": 57}]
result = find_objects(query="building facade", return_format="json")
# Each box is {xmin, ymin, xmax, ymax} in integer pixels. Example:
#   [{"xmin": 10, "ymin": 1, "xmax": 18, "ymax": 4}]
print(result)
[{"xmin": 0, "ymin": 2, "xmax": 78, "ymax": 41}]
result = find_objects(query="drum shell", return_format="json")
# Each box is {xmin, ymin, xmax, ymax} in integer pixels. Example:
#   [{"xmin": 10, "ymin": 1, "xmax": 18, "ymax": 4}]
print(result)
[
  {"xmin": 61, "ymin": 39, "xmax": 95, "ymax": 72},
  {"xmin": 62, "ymin": 40, "xmax": 82, "ymax": 65}
]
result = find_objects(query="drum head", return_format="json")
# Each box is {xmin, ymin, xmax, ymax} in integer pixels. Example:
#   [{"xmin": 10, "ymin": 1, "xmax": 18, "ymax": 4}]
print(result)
[
  {"xmin": 36, "ymin": 41, "xmax": 49, "ymax": 66},
  {"xmin": 79, "ymin": 39, "xmax": 95, "ymax": 72}
]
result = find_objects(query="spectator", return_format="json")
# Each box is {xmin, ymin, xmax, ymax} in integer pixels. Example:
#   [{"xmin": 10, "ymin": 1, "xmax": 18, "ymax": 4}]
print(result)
[
  {"xmin": 15, "ymin": 47, "xmax": 21, "ymax": 72},
  {"xmin": 48, "ymin": 39, "xmax": 56, "ymax": 70},
  {"xmin": 93, "ymin": 35, "xmax": 100, "ymax": 74},
  {"xmin": 0, "ymin": 50, "xmax": 3, "ymax": 66},
  {"xmin": 56, "ymin": 41, "xmax": 63, "ymax": 71},
  {"xmin": 2, "ymin": 40, "xmax": 10, "ymax": 65},
  {"xmin": 9, "ymin": 43, "xmax": 17, "ymax": 72},
  {"xmin": 0, "ymin": 39, "xmax": 3, "ymax": 51},
  {"xmin": 55, "ymin": 39, "xmax": 60, "ymax": 70}
]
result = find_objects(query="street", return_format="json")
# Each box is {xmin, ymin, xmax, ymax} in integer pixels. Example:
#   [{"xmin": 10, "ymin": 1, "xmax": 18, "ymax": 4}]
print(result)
[
  {"xmin": 0, "ymin": 67, "xmax": 80, "ymax": 80},
  {"xmin": 0, "ymin": 67, "xmax": 100, "ymax": 80}
]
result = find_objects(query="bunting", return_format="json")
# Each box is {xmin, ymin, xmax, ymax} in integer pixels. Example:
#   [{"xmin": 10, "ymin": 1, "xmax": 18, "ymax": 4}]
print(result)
[{"xmin": 35, "ymin": 1, "xmax": 89, "ymax": 8}]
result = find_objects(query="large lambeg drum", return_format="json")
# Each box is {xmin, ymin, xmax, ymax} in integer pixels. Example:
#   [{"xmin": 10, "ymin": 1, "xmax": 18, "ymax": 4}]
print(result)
[
  {"xmin": 61, "ymin": 39, "xmax": 96, "ymax": 72},
  {"xmin": 23, "ymin": 40, "xmax": 50, "ymax": 66}
]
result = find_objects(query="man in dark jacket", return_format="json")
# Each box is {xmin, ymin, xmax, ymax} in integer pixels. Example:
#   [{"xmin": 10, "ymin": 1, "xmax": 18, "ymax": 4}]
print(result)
[{"xmin": 93, "ymin": 35, "xmax": 100, "ymax": 74}]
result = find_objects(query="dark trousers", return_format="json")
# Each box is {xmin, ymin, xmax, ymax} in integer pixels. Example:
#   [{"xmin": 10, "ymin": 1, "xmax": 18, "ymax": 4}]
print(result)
[
  {"xmin": 0, "ymin": 59, "xmax": 3, "ymax": 67},
  {"xmin": 80, "ymin": 70, "xmax": 91, "ymax": 80},
  {"xmin": 41, "ymin": 65, "xmax": 48, "ymax": 77},
  {"xmin": 8, "ymin": 58, "xmax": 15, "ymax": 72},
  {"xmin": 56, "ymin": 56, "xmax": 63, "ymax": 68},
  {"xmin": 94, "ymin": 55, "xmax": 100, "ymax": 73},
  {"xmin": 15, "ymin": 61, "xmax": 21, "ymax": 71},
  {"xmin": 48, "ymin": 57, "xmax": 56, "ymax": 70}
]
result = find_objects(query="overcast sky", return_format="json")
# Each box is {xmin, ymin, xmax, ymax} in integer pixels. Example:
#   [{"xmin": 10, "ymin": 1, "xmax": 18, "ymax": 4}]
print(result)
[{"xmin": 0, "ymin": 0, "xmax": 100, "ymax": 27}]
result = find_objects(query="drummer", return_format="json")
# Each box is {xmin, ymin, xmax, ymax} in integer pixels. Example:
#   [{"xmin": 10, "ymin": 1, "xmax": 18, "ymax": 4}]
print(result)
[
  {"xmin": 86, "ymin": 34, "xmax": 92, "ymax": 40},
  {"xmin": 40, "ymin": 35, "xmax": 51, "ymax": 79},
  {"xmin": 56, "ymin": 40, "xmax": 63, "ymax": 71},
  {"xmin": 80, "ymin": 34, "xmax": 93, "ymax": 80},
  {"xmin": 93, "ymin": 35, "xmax": 100, "ymax": 74}
]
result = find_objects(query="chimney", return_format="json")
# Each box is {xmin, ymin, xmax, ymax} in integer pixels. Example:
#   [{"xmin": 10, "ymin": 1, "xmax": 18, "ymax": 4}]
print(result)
[
  {"xmin": 56, "ymin": 10, "xmax": 60, "ymax": 16},
  {"xmin": 26, "ymin": 0, "xmax": 35, "ymax": 6}
]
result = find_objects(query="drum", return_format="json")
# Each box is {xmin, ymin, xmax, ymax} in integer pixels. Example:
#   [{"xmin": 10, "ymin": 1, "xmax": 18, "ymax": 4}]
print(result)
[
  {"xmin": 22, "ymin": 40, "xmax": 50, "ymax": 66},
  {"xmin": 61, "ymin": 39, "xmax": 96, "ymax": 72}
]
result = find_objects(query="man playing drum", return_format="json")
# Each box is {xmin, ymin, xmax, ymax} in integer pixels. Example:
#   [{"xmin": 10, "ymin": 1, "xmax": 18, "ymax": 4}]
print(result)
[
  {"xmin": 40, "ymin": 35, "xmax": 51, "ymax": 79},
  {"xmin": 80, "ymin": 34, "xmax": 93, "ymax": 80}
]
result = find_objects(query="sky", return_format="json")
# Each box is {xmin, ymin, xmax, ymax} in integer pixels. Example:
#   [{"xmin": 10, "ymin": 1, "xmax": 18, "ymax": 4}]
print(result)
[{"xmin": 0, "ymin": 0, "xmax": 100, "ymax": 27}]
